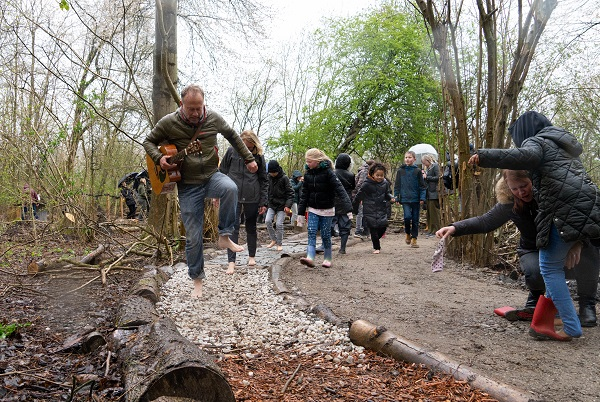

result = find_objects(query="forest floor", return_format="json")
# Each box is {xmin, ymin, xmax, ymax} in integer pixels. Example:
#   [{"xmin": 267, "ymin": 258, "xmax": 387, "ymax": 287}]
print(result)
[{"xmin": 1, "ymin": 218, "xmax": 599, "ymax": 401}]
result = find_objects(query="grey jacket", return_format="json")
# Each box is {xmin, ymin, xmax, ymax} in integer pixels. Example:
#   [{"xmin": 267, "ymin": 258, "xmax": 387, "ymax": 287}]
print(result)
[
  {"xmin": 424, "ymin": 163, "xmax": 440, "ymax": 200},
  {"xmin": 220, "ymin": 146, "xmax": 268, "ymax": 206}
]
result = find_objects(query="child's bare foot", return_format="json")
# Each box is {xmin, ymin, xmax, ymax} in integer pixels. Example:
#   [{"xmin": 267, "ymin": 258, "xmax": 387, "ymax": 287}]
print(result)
[
  {"xmin": 218, "ymin": 235, "xmax": 244, "ymax": 252},
  {"xmin": 266, "ymin": 240, "xmax": 276, "ymax": 248},
  {"xmin": 191, "ymin": 278, "xmax": 203, "ymax": 298},
  {"xmin": 276, "ymin": 245, "xmax": 283, "ymax": 251},
  {"xmin": 373, "ymin": 250, "xmax": 380, "ymax": 254},
  {"xmin": 248, "ymin": 257, "xmax": 256, "ymax": 266},
  {"xmin": 226, "ymin": 262, "xmax": 235, "ymax": 275}
]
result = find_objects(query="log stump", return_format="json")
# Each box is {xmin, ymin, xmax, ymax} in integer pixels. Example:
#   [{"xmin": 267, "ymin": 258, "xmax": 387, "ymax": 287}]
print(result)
[{"xmin": 118, "ymin": 317, "xmax": 234, "ymax": 402}]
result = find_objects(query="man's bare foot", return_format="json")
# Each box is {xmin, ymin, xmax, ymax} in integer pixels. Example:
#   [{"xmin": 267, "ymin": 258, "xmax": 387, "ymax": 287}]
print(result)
[
  {"xmin": 248, "ymin": 257, "xmax": 256, "ymax": 266},
  {"xmin": 226, "ymin": 262, "xmax": 235, "ymax": 275},
  {"xmin": 276, "ymin": 245, "xmax": 283, "ymax": 251},
  {"xmin": 266, "ymin": 240, "xmax": 276, "ymax": 248},
  {"xmin": 191, "ymin": 278, "xmax": 203, "ymax": 298},
  {"xmin": 373, "ymin": 250, "xmax": 380, "ymax": 254},
  {"xmin": 218, "ymin": 235, "xmax": 244, "ymax": 252}
]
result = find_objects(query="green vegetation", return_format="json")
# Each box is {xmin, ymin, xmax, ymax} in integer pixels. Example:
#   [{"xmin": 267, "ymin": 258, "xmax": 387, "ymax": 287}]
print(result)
[{"xmin": 0, "ymin": 322, "xmax": 31, "ymax": 339}]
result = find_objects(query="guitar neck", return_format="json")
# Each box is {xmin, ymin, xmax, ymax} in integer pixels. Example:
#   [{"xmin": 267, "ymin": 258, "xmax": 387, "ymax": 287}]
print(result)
[{"xmin": 169, "ymin": 148, "xmax": 193, "ymax": 164}]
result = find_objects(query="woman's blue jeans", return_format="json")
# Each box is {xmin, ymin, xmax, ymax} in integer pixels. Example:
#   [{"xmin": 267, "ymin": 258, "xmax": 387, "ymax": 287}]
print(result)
[
  {"xmin": 178, "ymin": 172, "xmax": 238, "ymax": 280},
  {"xmin": 539, "ymin": 224, "xmax": 581, "ymax": 337}
]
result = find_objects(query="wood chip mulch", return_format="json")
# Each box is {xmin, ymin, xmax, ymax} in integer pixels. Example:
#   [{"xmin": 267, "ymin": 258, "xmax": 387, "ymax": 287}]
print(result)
[{"xmin": 217, "ymin": 348, "xmax": 499, "ymax": 401}]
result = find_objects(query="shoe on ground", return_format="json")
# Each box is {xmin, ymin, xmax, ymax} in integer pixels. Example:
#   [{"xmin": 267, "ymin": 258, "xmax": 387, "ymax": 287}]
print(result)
[
  {"xmin": 528, "ymin": 327, "xmax": 572, "ymax": 341},
  {"xmin": 579, "ymin": 304, "xmax": 597, "ymax": 327},
  {"xmin": 405, "ymin": 234, "xmax": 411, "ymax": 244},
  {"xmin": 300, "ymin": 257, "xmax": 315, "ymax": 268},
  {"xmin": 338, "ymin": 249, "xmax": 346, "ymax": 254},
  {"xmin": 315, "ymin": 246, "xmax": 324, "ymax": 254},
  {"xmin": 504, "ymin": 307, "xmax": 535, "ymax": 322},
  {"xmin": 410, "ymin": 238, "xmax": 419, "ymax": 248},
  {"xmin": 353, "ymin": 232, "xmax": 363, "ymax": 238},
  {"xmin": 393, "ymin": 228, "xmax": 403, "ymax": 233}
]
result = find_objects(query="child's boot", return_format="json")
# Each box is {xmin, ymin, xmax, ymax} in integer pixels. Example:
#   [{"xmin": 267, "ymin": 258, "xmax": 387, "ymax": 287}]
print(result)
[
  {"xmin": 529, "ymin": 295, "xmax": 572, "ymax": 341},
  {"xmin": 405, "ymin": 233, "xmax": 411, "ymax": 244},
  {"xmin": 300, "ymin": 245, "xmax": 316, "ymax": 267},
  {"xmin": 339, "ymin": 234, "xmax": 349, "ymax": 254},
  {"xmin": 322, "ymin": 248, "xmax": 332, "ymax": 268},
  {"xmin": 410, "ymin": 237, "xmax": 419, "ymax": 248}
]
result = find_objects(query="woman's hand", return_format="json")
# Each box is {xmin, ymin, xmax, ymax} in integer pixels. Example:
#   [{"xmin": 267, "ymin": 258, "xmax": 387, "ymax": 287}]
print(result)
[
  {"xmin": 436, "ymin": 226, "xmax": 456, "ymax": 239},
  {"xmin": 565, "ymin": 242, "xmax": 583, "ymax": 269},
  {"xmin": 468, "ymin": 154, "xmax": 479, "ymax": 166}
]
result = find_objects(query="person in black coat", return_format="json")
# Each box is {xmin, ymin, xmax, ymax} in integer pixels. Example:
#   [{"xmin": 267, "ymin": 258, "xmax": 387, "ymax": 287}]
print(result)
[
  {"xmin": 470, "ymin": 111, "xmax": 600, "ymax": 340},
  {"xmin": 265, "ymin": 160, "xmax": 294, "ymax": 251},
  {"xmin": 353, "ymin": 163, "xmax": 395, "ymax": 253},
  {"xmin": 220, "ymin": 130, "xmax": 269, "ymax": 273},
  {"xmin": 332, "ymin": 153, "xmax": 356, "ymax": 253},
  {"xmin": 437, "ymin": 170, "xmax": 598, "ymax": 327},
  {"xmin": 297, "ymin": 148, "xmax": 352, "ymax": 268},
  {"xmin": 119, "ymin": 183, "xmax": 137, "ymax": 219}
]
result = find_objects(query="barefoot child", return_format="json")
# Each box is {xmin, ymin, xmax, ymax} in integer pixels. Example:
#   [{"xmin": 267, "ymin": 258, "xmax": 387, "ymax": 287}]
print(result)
[
  {"xmin": 352, "ymin": 163, "xmax": 395, "ymax": 253},
  {"xmin": 297, "ymin": 148, "xmax": 352, "ymax": 267},
  {"xmin": 265, "ymin": 160, "xmax": 294, "ymax": 252}
]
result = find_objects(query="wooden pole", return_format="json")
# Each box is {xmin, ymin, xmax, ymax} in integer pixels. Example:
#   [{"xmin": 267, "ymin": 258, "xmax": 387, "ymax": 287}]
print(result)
[{"xmin": 349, "ymin": 319, "xmax": 540, "ymax": 402}]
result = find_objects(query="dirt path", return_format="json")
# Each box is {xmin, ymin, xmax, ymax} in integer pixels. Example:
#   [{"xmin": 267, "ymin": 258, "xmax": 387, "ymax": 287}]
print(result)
[{"xmin": 279, "ymin": 231, "xmax": 600, "ymax": 402}]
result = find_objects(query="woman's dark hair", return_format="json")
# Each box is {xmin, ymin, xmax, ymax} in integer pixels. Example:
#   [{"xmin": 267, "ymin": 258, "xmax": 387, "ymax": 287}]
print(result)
[
  {"xmin": 502, "ymin": 169, "xmax": 532, "ymax": 214},
  {"xmin": 369, "ymin": 162, "xmax": 386, "ymax": 177}
]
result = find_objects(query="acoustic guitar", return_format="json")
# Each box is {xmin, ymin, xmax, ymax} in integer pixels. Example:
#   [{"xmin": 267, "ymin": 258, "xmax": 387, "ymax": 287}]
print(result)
[{"xmin": 146, "ymin": 140, "xmax": 202, "ymax": 194}]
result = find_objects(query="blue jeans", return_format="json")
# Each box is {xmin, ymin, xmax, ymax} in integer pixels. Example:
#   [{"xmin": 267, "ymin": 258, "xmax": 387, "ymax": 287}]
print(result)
[
  {"xmin": 265, "ymin": 208, "xmax": 286, "ymax": 246},
  {"xmin": 307, "ymin": 212, "xmax": 333, "ymax": 261},
  {"xmin": 178, "ymin": 172, "xmax": 238, "ymax": 280},
  {"xmin": 402, "ymin": 202, "xmax": 420, "ymax": 239},
  {"xmin": 539, "ymin": 225, "xmax": 581, "ymax": 337}
]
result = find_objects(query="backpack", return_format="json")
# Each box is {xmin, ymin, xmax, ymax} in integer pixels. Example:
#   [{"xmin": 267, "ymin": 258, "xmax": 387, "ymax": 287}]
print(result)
[{"xmin": 443, "ymin": 163, "xmax": 459, "ymax": 190}]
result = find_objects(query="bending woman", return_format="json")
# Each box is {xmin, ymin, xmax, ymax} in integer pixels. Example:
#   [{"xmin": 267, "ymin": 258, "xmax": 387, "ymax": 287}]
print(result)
[{"xmin": 437, "ymin": 170, "xmax": 598, "ymax": 330}]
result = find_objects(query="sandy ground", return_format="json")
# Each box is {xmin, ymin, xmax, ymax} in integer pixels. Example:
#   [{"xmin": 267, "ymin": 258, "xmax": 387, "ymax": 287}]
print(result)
[{"xmin": 279, "ymin": 230, "xmax": 600, "ymax": 402}]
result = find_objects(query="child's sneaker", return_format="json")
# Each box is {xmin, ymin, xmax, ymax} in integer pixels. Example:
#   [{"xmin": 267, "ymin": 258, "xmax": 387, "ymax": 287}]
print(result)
[
  {"xmin": 410, "ymin": 238, "xmax": 419, "ymax": 248},
  {"xmin": 405, "ymin": 233, "xmax": 411, "ymax": 244}
]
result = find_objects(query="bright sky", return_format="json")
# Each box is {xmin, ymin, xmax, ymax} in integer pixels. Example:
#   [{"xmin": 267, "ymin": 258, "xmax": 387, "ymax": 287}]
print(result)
[{"xmin": 261, "ymin": 0, "xmax": 374, "ymax": 40}]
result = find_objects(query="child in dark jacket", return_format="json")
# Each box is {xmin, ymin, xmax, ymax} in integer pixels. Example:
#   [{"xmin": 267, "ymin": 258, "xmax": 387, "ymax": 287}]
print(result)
[
  {"xmin": 265, "ymin": 160, "xmax": 294, "ymax": 251},
  {"xmin": 297, "ymin": 148, "xmax": 352, "ymax": 268},
  {"xmin": 353, "ymin": 163, "xmax": 395, "ymax": 253},
  {"xmin": 394, "ymin": 150, "xmax": 426, "ymax": 248}
]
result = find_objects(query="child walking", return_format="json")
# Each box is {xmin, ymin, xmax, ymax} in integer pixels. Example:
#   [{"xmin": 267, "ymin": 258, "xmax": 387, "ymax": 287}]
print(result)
[
  {"xmin": 265, "ymin": 160, "xmax": 294, "ymax": 252},
  {"xmin": 394, "ymin": 150, "xmax": 426, "ymax": 248},
  {"xmin": 297, "ymin": 148, "xmax": 352, "ymax": 268},
  {"xmin": 352, "ymin": 163, "xmax": 395, "ymax": 253}
]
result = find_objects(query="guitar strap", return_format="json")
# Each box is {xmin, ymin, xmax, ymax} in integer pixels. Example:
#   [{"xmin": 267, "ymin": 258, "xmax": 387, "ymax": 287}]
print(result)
[{"xmin": 189, "ymin": 106, "xmax": 208, "ymax": 144}]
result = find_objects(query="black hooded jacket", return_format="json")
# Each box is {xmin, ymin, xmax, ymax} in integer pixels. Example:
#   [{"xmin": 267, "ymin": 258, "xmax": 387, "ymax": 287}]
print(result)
[
  {"xmin": 298, "ymin": 160, "xmax": 352, "ymax": 215},
  {"xmin": 477, "ymin": 111, "xmax": 600, "ymax": 247},
  {"xmin": 334, "ymin": 154, "xmax": 355, "ymax": 213}
]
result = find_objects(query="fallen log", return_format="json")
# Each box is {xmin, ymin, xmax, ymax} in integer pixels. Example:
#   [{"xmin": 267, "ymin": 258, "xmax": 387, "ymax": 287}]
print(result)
[
  {"xmin": 349, "ymin": 319, "xmax": 540, "ymax": 402},
  {"xmin": 117, "ymin": 317, "xmax": 235, "ymax": 402},
  {"xmin": 116, "ymin": 295, "xmax": 158, "ymax": 329},
  {"xmin": 129, "ymin": 267, "xmax": 169, "ymax": 303},
  {"xmin": 80, "ymin": 244, "xmax": 105, "ymax": 265}
]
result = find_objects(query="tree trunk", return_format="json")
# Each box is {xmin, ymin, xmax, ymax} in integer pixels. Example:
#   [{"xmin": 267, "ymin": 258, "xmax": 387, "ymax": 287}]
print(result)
[{"xmin": 148, "ymin": 0, "xmax": 179, "ymax": 237}]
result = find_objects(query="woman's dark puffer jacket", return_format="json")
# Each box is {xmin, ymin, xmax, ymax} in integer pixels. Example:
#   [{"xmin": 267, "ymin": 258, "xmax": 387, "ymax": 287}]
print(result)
[
  {"xmin": 298, "ymin": 160, "xmax": 352, "ymax": 215},
  {"xmin": 477, "ymin": 112, "xmax": 600, "ymax": 248},
  {"xmin": 334, "ymin": 153, "xmax": 355, "ymax": 214},
  {"xmin": 352, "ymin": 177, "xmax": 394, "ymax": 228}
]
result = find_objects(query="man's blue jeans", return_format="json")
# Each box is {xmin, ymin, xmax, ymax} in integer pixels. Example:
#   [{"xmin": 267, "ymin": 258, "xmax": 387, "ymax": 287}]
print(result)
[
  {"xmin": 539, "ymin": 224, "xmax": 581, "ymax": 337},
  {"xmin": 178, "ymin": 172, "xmax": 238, "ymax": 280},
  {"xmin": 402, "ymin": 202, "xmax": 420, "ymax": 239}
]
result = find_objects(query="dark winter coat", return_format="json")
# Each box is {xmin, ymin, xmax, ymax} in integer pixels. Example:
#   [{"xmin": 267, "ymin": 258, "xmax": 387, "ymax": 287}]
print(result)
[
  {"xmin": 424, "ymin": 163, "xmax": 440, "ymax": 200},
  {"xmin": 220, "ymin": 146, "xmax": 268, "ymax": 206},
  {"xmin": 394, "ymin": 164, "xmax": 426, "ymax": 203},
  {"xmin": 298, "ymin": 160, "xmax": 352, "ymax": 215},
  {"xmin": 451, "ymin": 177, "xmax": 538, "ymax": 255},
  {"xmin": 267, "ymin": 169, "xmax": 294, "ymax": 212},
  {"xmin": 334, "ymin": 154, "xmax": 355, "ymax": 214},
  {"xmin": 120, "ymin": 187, "xmax": 136, "ymax": 206},
  {"xmin": 291, "ymin": 170, "xmax": 303, "ymax": 204},
  {"xmin": 352, "ymin": 177, "xmax": 394, "ymax": 229},
  {"xmin": 477, "ymin": 112, "xmax": 600, "ymax": 247}
]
